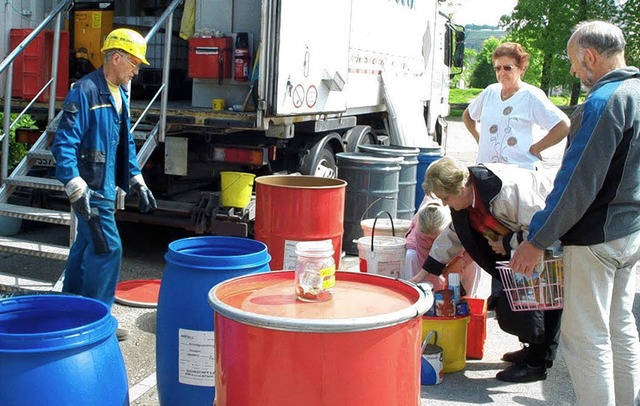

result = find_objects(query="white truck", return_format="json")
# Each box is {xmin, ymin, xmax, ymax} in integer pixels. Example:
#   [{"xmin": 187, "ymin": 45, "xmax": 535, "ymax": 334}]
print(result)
[
  {"xmin": 0, "ymin": 0, "xmax": 463, "ymax": 249},
  {"xmin": 172, "ymin": 0, "xmax": 464, "ymax": 179}
]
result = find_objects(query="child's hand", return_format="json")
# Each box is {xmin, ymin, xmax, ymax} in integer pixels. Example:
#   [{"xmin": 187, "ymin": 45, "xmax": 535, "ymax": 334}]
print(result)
[{"xmin": 409, "ymin": 269, "xmax": 428, "ymax": 284}]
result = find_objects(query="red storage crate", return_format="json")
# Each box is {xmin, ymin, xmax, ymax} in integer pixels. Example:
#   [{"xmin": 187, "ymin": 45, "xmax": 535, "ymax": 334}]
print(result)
[
  {"xmin": 465, "ymin": 297, "xmax": 487, "ymax": 359},
  {"xmin": 10, "ymin": 29, "xmax": 69, "ymax": 101},
  {"xmin": 188, "ymin": 37, "xmax": 232, "ymax": 79}
]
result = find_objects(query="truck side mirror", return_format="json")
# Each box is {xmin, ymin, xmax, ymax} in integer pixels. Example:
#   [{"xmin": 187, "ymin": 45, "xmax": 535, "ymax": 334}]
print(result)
[{"xmin": 453, "ymin": 30, "xmax": 465, "ymax": 69}]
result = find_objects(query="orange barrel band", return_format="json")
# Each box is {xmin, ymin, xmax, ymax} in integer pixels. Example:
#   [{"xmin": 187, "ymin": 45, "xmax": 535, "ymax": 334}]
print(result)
[{"xmin": 254, "ymin": 175, "xmax": 346, "ymax": 270}]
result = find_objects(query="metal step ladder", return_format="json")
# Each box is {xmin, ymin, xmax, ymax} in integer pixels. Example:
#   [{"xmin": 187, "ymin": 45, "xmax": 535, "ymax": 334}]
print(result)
[
  {"xmin": 0, "ymin": 112, "xmax": 73, "ymax": 266},
  {"xmin": 0, "ymin": 0, "xmax": 176, "ymax": 289},
  {"xmin": 0, "ymin": 113, "xmax": 73, "ymax": 291}
]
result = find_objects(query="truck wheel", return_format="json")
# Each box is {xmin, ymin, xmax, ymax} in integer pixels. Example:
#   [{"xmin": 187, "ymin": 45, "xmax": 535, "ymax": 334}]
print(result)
[
  {"xmin": 299, "ymin": 133, "xmax": 343, "ymax": 178},
  {"xmin": 305, "ymin": 145, "xmax": 336, "ymax": 178},
  {"xmin": 343, "ymin": 125, "xmax": 376, "ymax": 152}
]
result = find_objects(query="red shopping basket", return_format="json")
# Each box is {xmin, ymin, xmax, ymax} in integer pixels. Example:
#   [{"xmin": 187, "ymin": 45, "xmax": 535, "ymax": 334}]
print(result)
[{"xmin": 497, "ymin": 258, "xmax": 564, "ymax": 312}]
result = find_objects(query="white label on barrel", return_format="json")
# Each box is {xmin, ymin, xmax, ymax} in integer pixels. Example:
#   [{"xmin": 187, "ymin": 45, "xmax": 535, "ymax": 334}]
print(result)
[
  {"xmin": 178, "ymin": 328, "xmax": 216, "ymax": 387},
  {"xmin": 283, "ymin": 239, "xmax": 301, "ymax": 270}
]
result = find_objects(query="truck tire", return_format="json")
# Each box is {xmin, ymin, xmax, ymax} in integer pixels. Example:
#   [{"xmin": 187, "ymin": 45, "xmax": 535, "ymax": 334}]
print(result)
[
  {"xmin": 299, "ymin": 133, "xmax": 344, "ymax": 178},
  {"xmin": 343, "ymin": 125, "xmax": 376, "ymax": 152},
  {"xmin": 306, "ymin": 146, "xmax": 336, "ymax": 178}
]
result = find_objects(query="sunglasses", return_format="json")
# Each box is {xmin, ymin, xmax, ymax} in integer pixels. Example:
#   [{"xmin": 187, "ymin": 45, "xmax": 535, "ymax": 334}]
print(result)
[
  {"xmin": 494, "ymin": 65, "xmax": 516, "ymax": 72},
  {"xmin": 118, "ymin": 53, "xmax": 142, "ymax": 70}
]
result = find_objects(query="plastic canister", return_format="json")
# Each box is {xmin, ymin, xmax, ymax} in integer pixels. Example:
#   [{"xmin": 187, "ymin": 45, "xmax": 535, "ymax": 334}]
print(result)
[
  {"xmin": 448, "ymin": 273, "xmax": 461, "ymax": 305},
  {"xmin": 421, "ymin": 331, "xmax": 444, "ymax": 385}
]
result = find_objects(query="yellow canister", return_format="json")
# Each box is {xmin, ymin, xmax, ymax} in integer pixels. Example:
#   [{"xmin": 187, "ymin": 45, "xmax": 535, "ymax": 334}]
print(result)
[{"xmin": 212, "ymin": 98, "xmax": 226, "ymax": 111}]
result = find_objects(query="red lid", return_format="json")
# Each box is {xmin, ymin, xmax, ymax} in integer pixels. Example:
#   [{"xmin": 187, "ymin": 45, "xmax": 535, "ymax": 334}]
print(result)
[{"xmin": 115, "ymin": 279, "xmax": 161, "ymax": 308}]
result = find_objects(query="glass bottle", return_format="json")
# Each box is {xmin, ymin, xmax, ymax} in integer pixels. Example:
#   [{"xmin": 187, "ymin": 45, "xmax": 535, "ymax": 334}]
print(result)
[{"xmin": 294, "ymin": 240, "xmax": 336, "ymax": 302}]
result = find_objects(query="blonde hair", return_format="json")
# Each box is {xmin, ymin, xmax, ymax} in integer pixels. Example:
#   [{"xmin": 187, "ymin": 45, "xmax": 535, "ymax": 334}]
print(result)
[
  {"xmin": 422, "ymin": 157, "xmax": 469, "ymax": 198},
  {"xmin": 417, "ymin": 202, "xmax": 451, "ymax": 234}
]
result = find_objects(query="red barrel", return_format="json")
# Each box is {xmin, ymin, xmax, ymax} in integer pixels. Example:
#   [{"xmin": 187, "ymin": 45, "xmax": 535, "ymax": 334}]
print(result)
[
  {"xmin": 208, "ymin": 271, "xmax": 432, "ymax": 406},
  {"xmin": 254, "ymin": 176, "xmax": 347, "ymax": 270}
]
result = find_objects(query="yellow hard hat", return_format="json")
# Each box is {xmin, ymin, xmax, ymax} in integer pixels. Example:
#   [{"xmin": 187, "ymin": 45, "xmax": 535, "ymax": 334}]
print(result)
[{"xmin": 101, "ymin": 28, "xmax": 149, "ymax": 65}]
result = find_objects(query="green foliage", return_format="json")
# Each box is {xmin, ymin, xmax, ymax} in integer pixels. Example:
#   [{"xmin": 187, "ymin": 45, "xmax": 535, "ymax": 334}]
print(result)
[
  {"xmin": 450, "ymin": 87, "xmax": 583, "ymax": 106},
  {"xmin": 457, "ymin": 48, "xmax": 477, "ymax": 88},
  {"xmin": 500, "ymin": 0, "xmax": 624, "ymax": 98},
  {"xmin": 469, "ymin": 37, "xmax": 501, "ymax": 88},
  {"xmin": 460, "ymin": 0, "xmax": 637, "ymax": 103},
  {"xmin": 618, "ymin": 0, "xmax": 640, "ymax": 68},
  {"xmin": 0, "ymin": 113, "xmax": 37, "ymax": 170},
  {"xmin": 449, "ymin": 88, "xmax": 483, "ymax": 104}
]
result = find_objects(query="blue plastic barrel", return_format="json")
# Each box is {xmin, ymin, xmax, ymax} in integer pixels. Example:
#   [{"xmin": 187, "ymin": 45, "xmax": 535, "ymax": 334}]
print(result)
[
  {"xmin": 0, "ymin": 295, "xmax": 128, "ymax": 406},
  {"xmin": 156, "ymin": 236, "xmax": 271, "ymax": 406},
  {"xmin": 415, "ymin": 147, "xmax": 443, "ymax": 210}
]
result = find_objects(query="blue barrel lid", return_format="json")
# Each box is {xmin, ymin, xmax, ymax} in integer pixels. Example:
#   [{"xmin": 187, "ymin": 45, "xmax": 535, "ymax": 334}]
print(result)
[{"xmin": 165, "ymin": 236, "xmax": 271, "ymax": 270}]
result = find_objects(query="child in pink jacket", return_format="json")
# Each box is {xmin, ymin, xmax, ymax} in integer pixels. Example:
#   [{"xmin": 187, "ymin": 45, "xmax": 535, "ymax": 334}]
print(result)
[{"xmin": 404, "ymin": 199, "xmax": 485, "ymax": 297}]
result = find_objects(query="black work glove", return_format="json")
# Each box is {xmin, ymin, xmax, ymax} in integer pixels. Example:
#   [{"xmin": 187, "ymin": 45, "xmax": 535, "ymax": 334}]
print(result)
[
  {"xmin": 130, "ymin": 175, "xmax": 157, "ymax": 213},
  {"xmin": 65, "ymin": 177, "xmax": 104, "ymax": 221}
]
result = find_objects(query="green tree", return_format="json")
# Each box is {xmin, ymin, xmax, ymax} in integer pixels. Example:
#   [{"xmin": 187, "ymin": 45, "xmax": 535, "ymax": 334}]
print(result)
[
  {"xmin": 501, "ymin": 0, "xmax": 624, "ymax": 104},
  {"xmin": 469, "ymin": 37, "xmax": 501, "ymax": 88},
  {"xmin": 459, "ymin": 47, "xmax": 477, "ymax": 88},
  {"xmin": 618, "ymin": 0, "xmax": 640, "ymax": 68}
]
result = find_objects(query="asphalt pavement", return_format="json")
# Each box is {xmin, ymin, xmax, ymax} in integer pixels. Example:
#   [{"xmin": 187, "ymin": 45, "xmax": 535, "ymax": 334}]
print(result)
[{"xmin": 1, "ymin": 117, "xmax": 638, "ymax": 405}]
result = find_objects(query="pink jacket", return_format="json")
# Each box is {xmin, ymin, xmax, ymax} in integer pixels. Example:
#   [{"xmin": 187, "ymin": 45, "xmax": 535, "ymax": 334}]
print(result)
[{"xmin": 405, "ymin": 215, "xmax": 435, "ymax": 267}]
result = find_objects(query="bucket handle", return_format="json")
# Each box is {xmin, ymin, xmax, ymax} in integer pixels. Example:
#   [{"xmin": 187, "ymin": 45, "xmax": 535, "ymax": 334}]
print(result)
[
  {"xmin": 359, "ymin": 196, "xmax": 396, "ymax": 222},
  {"xmin": 370, "ymin": 210, "xmax": 396, "ymax": 252},
  {"xmin": 421, "ymin": 330, "xmax": 439, "ymax": 353}
]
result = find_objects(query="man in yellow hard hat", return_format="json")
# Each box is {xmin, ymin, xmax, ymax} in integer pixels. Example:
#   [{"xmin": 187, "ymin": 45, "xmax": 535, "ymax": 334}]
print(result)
[{"xmin": 52, "ymin": 28, "xmax": 157, "ymax": 341}]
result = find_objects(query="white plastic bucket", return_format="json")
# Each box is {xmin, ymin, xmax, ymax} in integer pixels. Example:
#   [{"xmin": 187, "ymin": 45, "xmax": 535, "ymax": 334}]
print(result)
[
  {"xmin": 357, "ymin": 211, "xmax": 407, "ymax": 278},
  {"xmin": 357, "ymin": 235, "xmax": 406, "ymax": 278},
  {"xmin": 360, "ymin": 218, "xmax": 411, "ymax": 237},
  {"xmin": 357, "ymin": 211, "xmax": 406, "ymax": 278}
]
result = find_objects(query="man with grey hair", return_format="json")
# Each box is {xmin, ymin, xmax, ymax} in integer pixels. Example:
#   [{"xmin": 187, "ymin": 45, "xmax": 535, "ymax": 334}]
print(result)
[
  {"xmin": 52, "ymin": 28, "xmax": 157, "ymax": 341},
  {"xmin": 511, "ymin": 20, "xmax": 640, "ymax": 405}
]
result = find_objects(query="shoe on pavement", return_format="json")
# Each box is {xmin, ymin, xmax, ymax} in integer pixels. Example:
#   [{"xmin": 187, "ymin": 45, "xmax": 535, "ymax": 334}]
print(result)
[
  {"xmin": 501, "ymin": 345, "xmax": 529, "ymax": 364},
  {"xmin": 116, "ymin": 328, "xmax": 129, "ymax": 342},
  {"xmin": 496, "ymin": 363, "xmax": 547, "ymax": 383}
]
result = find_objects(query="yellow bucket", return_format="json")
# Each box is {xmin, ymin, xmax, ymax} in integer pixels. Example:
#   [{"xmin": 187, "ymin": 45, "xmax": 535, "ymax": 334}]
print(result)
[
  {"xmin": 220, "ymin": 172, "xmax": 256, "ymax": 208},
  {"xmin": 421, "ymin": 316, "xmax": 470, "ymax": 373}
]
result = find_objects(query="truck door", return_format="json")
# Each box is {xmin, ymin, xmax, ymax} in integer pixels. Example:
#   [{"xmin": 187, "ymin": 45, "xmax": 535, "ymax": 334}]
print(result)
[{"xmin": 267, "ymin": 0, "xmax": 351, "ymax": 115}]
